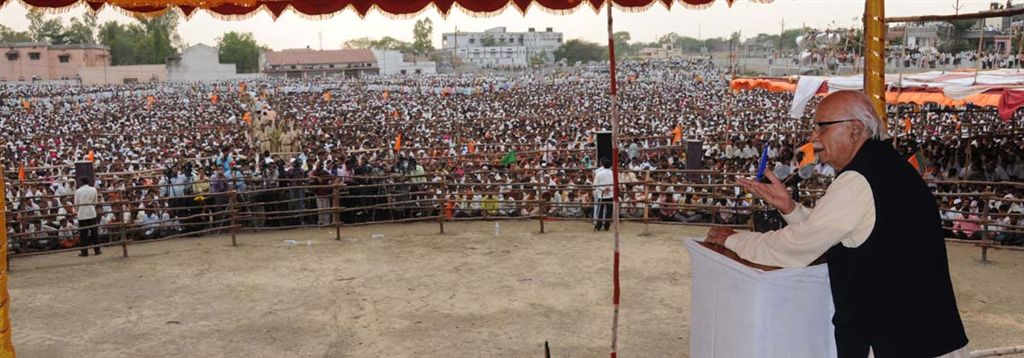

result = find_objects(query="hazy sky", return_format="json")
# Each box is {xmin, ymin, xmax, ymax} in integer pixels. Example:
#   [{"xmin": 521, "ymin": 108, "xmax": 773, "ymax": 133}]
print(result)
[{"xmin": 0, "ymin": 0, "xmax": 1000, "ymax": 51}]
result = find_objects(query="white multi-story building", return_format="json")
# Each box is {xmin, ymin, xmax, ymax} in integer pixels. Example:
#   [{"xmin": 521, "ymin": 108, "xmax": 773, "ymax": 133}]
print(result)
[
  {"xmin": 372, "ymin": 49, "xmax": 437, "ymax": 75},
  {"xmin": 442, "ymin": 27, "xmax": 563, "ymax": 68}
]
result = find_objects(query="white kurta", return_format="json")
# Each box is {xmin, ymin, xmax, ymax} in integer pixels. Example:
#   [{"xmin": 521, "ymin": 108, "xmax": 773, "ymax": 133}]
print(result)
[{"xmin": 724, "ymin": 171, "xmax": 968, "ymax": 358}]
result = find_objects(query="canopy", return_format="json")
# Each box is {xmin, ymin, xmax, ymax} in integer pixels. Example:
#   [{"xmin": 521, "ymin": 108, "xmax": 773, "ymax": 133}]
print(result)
[
  {"xmin": 4, "ymin": 0, "xmax": 769, "ymax": 18},
  {"xmin": 730, "ymin": 70, "xmax": 1024, "ymax": 107}
]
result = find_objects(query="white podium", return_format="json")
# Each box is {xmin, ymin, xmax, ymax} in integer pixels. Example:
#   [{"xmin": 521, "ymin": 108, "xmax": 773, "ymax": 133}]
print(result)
[{"xmin": 686, "ymin": 239, "xmax": 837, "ymax": 358}]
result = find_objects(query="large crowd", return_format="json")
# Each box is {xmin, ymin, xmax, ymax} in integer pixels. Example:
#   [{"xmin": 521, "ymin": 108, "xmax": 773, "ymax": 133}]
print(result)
[{"xmin": 3, "ymin": 57, "xmax": 1022, "ymax": 254}]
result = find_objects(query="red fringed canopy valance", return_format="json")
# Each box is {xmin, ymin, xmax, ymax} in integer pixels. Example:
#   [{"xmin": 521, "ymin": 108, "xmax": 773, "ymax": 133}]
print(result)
[{"xmin": 3, "ymin": 0, "xmax": 771, "ymax": 19}]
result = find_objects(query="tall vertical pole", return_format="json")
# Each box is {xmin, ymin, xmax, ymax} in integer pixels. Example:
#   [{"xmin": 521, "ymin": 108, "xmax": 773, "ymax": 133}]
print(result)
[
  {"xmin": 606, "ymin": 2, "xmax": 622, "ymax": 358},
  {"xmin": 864, "ymin": 0, "xmax": 888, "ymax": 129},
  {"xmin": 0, "ymin": 167, "xmax": 17, "ymax": 357}
]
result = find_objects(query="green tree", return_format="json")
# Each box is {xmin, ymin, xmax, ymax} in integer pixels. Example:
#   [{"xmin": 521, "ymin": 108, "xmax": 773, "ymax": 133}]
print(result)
[
  {"xmin": 940, "ymin": 20, "xmax": 975, "ymax": 53},
  {"xmin": 780, "ymin": 28, "xmax": 807, "ymax": 50},
  {"xmin": 0, "ymin": 24, "xmax": 33, "ymax": 43},
  {"xmin": 343, "ymin": 37, "xmax": 378, "ymax": 49},
  {"xmin": 64, "ymin": 13, "xmax": 98, "ymax": 44},
  {"xmin": 98, "ymin": 12, "xmax": 180, "ymax": 65},
  {"xmin": 554, "ymin": 39, "xmax": 605, "ymax": 65},
  {"xmin": 27, "ymin": 9, "xmax": 67, "ymax": 44},
  {"xmin": 412, "ymin": 18, "xmax": 434, "ymax": 55},
  {"xmin": 217, "ymin": 31, "xmax": 265, "ymax": 73},
  {"xmin": 343, "ymin": 36, "xmax": 411, "ymax": 51},
  {"xmin": 613, "ymin": 31, "xmax": 631, "ymax": 59},
  {"xmin": 530, "ymin": 50, "xmax": 548, "ymax": 67},
  {"xmin": 481, "ymin": 34, "xmax": 498, "ymax": 47}
]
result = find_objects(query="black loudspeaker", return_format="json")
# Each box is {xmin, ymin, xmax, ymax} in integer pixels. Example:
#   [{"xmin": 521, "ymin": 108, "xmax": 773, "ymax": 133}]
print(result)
[
  {"xmin": 596, "ymin": 131, "xmax": 613, "ymax": 163},
  {"xmin": 686, "ymin": 140, "xmax": 703, "ymax": 170},
  {"xmin": 75, "ymin": 161, "xmax": 95, "ymax": 186}
]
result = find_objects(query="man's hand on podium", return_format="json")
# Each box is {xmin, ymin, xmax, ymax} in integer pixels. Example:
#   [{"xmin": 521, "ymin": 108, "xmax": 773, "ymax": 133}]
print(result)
[{"xmin": 705, "ymin": 226, "xmax": 737, "ymax": 246}]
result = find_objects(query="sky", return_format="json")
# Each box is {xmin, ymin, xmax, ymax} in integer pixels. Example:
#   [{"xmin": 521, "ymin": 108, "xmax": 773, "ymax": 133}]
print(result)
[{"xmin": 0, "ymin": 0, "xmax": 1003, "ymax": 51}]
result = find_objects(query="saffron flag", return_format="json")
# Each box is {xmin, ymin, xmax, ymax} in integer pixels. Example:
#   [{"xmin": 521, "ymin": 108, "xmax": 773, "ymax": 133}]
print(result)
[
  {"xmin": 798, "ymin": 142, "xmax": 816, "ymax": 167},
  {"xmin": 468, "ymin": 140, "xmax": 476, "ymax": 153},
  {"xmin": 18, "ymin": 166, "xmax": 25, "ymax": 183},
  {"xmin": 323, "ymin": 91, "xmax": 332, "ymax": 101},
  {"xmin": 210, "ymin": 93, "xmax": 219, "ymax": 104},
  {"xmin": 243, "ymin": 112, "xmax": 252, "ymax": 125},
  {"xmin": 239, "ymin": 82, "xmax": 246, "ymax": 93},
  {"xmin": 87, "ymin": 150, "xmax": 95, "ymax": 162},
  {"xmin": 21, "ymin": 99, "xmax": 30, "ymax": 110},
  {"xmin": 382, "ymin": 91, "xmax": 389, "ymax": 99},
  {"xmin": 903, "ymin": 118, "xmax": 912, "ymax": 134},
  {"xmin": 908, "ymin": 152, "xmax": 926, "ymax": 175},
  {"xmin": 146, "ymin": 95, "xmax": 155, "ymax": 109},
  {"xmin": 394, "ymin": 133, "xmax": 402, "ymax": 152},
  {"xmin": 672, "ymin": 125, "xmax": 683, "ymax": 144}
]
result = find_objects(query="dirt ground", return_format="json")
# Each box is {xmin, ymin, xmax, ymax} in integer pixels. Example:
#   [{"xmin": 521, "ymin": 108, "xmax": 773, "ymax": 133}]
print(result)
[{"xmin": 8, "ymin": 220, "xmax": 1024, "ymax": 358}]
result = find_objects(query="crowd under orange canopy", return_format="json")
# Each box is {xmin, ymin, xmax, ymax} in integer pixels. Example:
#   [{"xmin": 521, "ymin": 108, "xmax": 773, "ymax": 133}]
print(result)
[{"xmin": 6, "ymin": 0, "xmax": 769, "ymax": 18}]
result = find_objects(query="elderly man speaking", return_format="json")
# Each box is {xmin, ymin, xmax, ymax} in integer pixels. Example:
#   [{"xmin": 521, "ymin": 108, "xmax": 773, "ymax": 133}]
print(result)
[{"xmin": 705, "ymin": 91, "xmax": 968, "ymax": 358}]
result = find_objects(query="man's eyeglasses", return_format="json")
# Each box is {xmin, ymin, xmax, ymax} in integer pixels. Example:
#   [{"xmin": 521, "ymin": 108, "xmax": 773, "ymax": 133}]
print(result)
[{"xmin": 814, "ymin": 119, "xmax": 856, "ymax": 131}]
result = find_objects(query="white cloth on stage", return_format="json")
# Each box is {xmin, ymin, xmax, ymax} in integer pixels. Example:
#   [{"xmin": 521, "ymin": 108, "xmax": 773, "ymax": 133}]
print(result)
[
  {"xmin": 686, "ymin": 240, "xmax": 837, "ymax": 358},
  {"xmin": 790, "ymin": 76, "xmax": 826, "ymax": 119}
]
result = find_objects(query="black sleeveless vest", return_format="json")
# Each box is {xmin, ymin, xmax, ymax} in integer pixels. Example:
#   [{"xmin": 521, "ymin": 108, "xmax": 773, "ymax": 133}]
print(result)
[{"xmin": 828, "ymin": 139, "xmax": 968, "ymax": 357}]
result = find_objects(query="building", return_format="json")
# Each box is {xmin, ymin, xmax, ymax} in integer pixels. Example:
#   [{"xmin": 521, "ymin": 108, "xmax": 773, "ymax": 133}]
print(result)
[
  {"xmin": 905, "ymin": 24, "xmax": 942, "ymax": 50},
  {"xmin": 1, "ymin": 42, "xmax": 109, "ymax": 82},
  {"xmin": 260, "ymin": 48, "xmax": 378, "ymax": 78},
  {"xmin": 167, "ymin": 43, "xmax": 245, "ymax": 82},
  {"xmin": 77, "ymin": 64, "xmax": 167, "ymax": 85},
  {"xmin": 372, "ymin": 50, "xmax": 436, "ymax": 75},
  {"xmin": 638, "ymin": 44, "xmax": 684, "ymax": 60},
  {"xmin": 442, "ymin": 27, "xmax": 563, "ymax": 67}
]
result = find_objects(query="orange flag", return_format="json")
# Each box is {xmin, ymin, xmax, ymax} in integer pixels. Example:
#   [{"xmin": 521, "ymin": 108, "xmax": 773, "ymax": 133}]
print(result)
[
  {"xmin": 468, "ymin": 140, "xmax": 476, "ymax": 153},
  {"xmin": 394, "ymin": 133, "xmax": 402, "ymax": 152},
  {"xmin": 87, "ymin": 150, "xmax": 95, "ymax": 162},
  {"xmin": 798, "ymin": 142, "xmax": 816, "ymax": 167},
  {"xmin": 672, "ymin": 125, "xmax": 683, "ymax": 144},
  {"xmin": 146, "ymin": 95, "xmax": 155, "ymax": 109},
  {"xmin": 908, "ymin": 154, "xmax": 921, "ymax": 172},
  {"xmin": 903, "ymin": 118, "xmax": 912, "ymax": 134},
  {"xmin": 382, "ymin": 91, "xmax": 389, "ymax": 99},
  {"xmin": 18, "ymin": 166, "xmax": 25, "ymax": 183},
  {"xmin": 239, "ymin": 82, "xmax": 246, "ymax": 93},
  {"xmin": 21, "ymin": 99, "xmax": 30, "ymax": 110},
  {"xmin": 243, "ymin": 112, "xmax": 252, "ymax": 125},
  {"xmin": 323, "ymin": 91, "xmax": 332, "ymax": 101},
  {"xmin": 210, "ymin": 93, "xmax": 219, "ymax": 104}
]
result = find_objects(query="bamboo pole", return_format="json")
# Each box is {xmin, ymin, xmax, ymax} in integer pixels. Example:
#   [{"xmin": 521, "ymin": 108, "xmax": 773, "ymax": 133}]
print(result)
[
  {"xmin": 0, "ymin": 167, "xmax": 17, "ymax": 357},
  {"xmin": 606, "ymin": 2, "xmax": 622, "ymax": 358},
  {"xmin": 229, "ymin": 177, "xmax": 237, "ymax": 247},
  {"xmin": 864, "ymin": 0, "xmax": 888, "ymax": 126},
  {"xmin": 333, "ymin": 182, "xmax": 341, "ymax": 241}
]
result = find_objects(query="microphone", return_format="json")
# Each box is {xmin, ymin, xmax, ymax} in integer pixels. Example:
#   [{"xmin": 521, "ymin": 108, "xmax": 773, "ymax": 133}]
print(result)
[
  {"xmin": 784, "ymin": 164, "xmax": 815, "ymax": 187},
  {"xmin": 758, "ymin": 165, "xmax": 792, "ymax": 184}
]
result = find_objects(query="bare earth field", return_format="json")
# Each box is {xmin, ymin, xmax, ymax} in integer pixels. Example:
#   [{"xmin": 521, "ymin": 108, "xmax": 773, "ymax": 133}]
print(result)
[{"xmin": 8, "ymin": 221, "xmax": 1024, "ymax": 358}]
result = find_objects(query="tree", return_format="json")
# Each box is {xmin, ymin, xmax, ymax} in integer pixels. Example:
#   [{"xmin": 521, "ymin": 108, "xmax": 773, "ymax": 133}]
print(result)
[
  {"xmin": 218, "ymin": 31, "xmax": 265, "ymax": 73},
  {"xmin": 554, "ymin": 39, "xmax": 605, "ymax": 65},
  {"xmin": 780, "ymin": 28, "xmax": 807, "ymax": 50},
  {"xmin": 27, "ymin": 9, "xmax": 67, "ymax": 44},
  {"xmin": 64, "ymin": 13, "xmax": 98, "ymax": 45},
  {"xmin": 343, "ymin": 36, "xmax": 411, "ymax": 51},
  {"xmin": 343, "ymin": 37, "xmax": 378, "ymax": 49},
  {"xmin": 613, "ymin": 31, "xmax": 631, "ymax": 59},
  {"xmin": 481, "ymin": 34, "xmax": 498, "ymax": 47},
  {"xmin": 98, "ymin": 12, "xmax": 180, "ymax": 65},
  {"xmin": 530, "ymin": 50, "xmax": 548, "ymax": 67},
  {"xmin": 0, "ymin": 24, "xmax": 32, "ymax": 43},
  {"xmin": 940, "ymin": 20, "xmax": 975, "ymax": 53},
  {"xmin": 412, "ymin": 18, "xmax": 434, "ymax": 55}
]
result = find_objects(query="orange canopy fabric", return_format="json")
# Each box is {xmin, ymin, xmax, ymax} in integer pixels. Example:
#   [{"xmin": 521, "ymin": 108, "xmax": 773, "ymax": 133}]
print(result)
[
  {"xmin": 732, "ymin": 78, "xmax": 1004, "ymax": 108},
  {"xmin": 7, "ymin": 0, "xmax": 768, "ymax": 18}
]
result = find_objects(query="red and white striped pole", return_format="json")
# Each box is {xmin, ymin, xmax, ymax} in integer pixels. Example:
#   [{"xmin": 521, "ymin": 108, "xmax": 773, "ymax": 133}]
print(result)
[{"xmin": 606, "ymin": 1, "xmax": 622, "ymax": 357}]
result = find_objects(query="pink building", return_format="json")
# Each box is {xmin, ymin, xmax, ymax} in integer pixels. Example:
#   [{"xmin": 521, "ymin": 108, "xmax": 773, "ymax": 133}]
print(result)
[{"xmin": 1, "ymin": 42, "xmax": 110, "ymax": 82}]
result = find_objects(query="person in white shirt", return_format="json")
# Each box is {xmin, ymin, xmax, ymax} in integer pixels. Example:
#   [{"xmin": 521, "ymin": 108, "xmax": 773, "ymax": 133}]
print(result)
[
  {"xmin": 74, "ymin": 177, "xmax": 101, "ymax": 257},
  {"xmin": 593, "ymin": 157, "xmax": 614, "ymax": 231},
  {"xmin": 706, "ymin": 91, "xmax": 968, "ymax": 358}
]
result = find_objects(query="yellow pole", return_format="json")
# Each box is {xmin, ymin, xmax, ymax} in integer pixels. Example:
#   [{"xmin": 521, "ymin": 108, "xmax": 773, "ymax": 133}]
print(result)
[
  {"xmin": 864, "ymin": 0, "xmax": 887, "ymax": 131},
  {"xmin": 0, "ymin": 167, "xmax": 17, "ymax": 358}
]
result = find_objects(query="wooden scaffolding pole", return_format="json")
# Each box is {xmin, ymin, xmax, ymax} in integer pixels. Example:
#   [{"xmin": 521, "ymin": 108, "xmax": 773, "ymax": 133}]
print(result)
[
  {"xmin": 864, "ymin": 0, "xmax": 888, "ymax": 128},
  {"xmin": 0, "ymin": 168, "xmax": 16, "ymax": 357}
]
